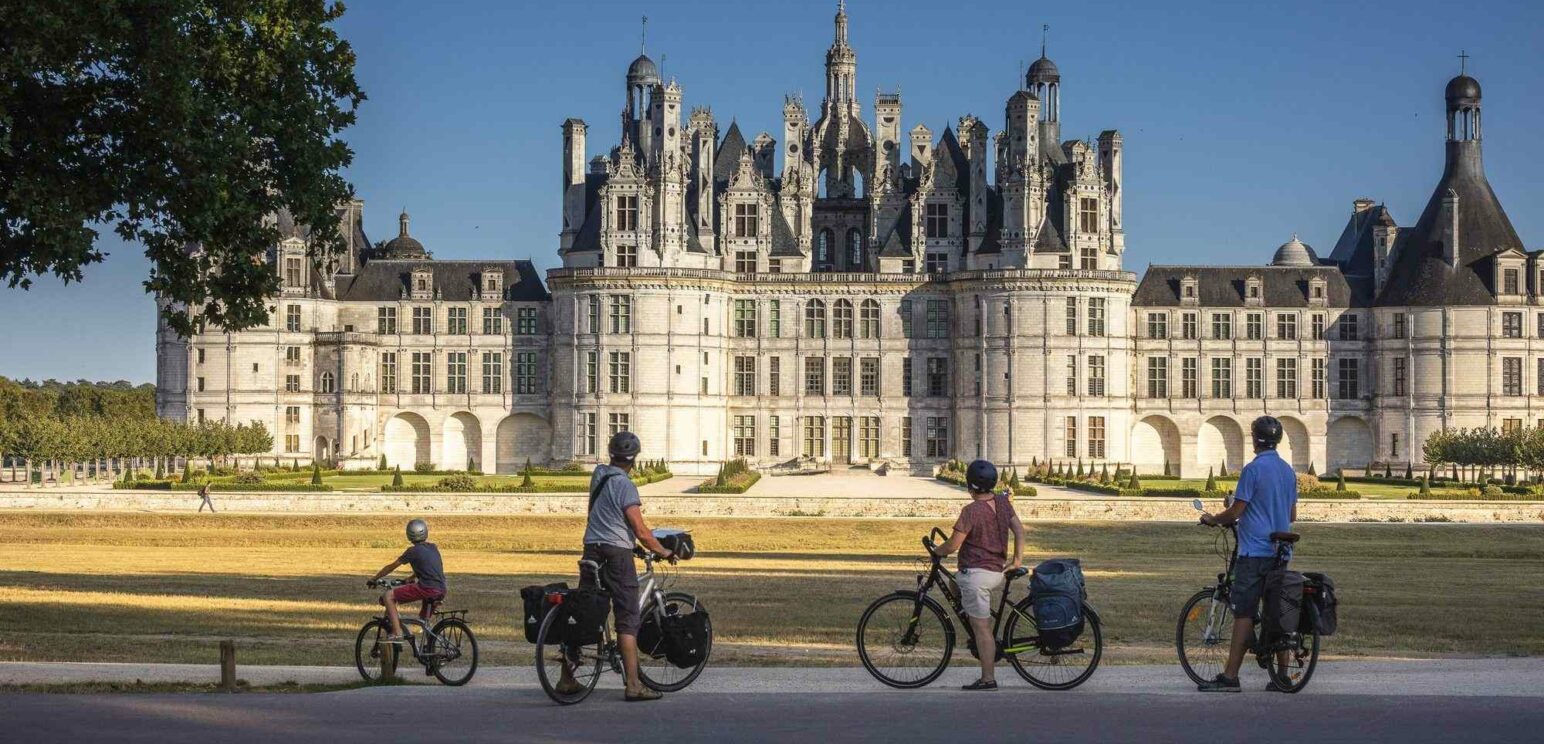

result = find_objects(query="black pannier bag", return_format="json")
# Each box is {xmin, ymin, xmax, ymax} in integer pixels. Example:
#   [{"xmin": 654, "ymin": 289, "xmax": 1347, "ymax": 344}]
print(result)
[
  {"xmin": 1030, "ymin": 559, "xmax": 1087, "ymax": 649},
  {"xmin": 660, "ymin": 610, "xmax": 712, "ymax": 669},
  {"xmin": 1262, "ymin": 569, "xmax": 1306, "ymax": 638},
  {"xmin": 520, "ymin": 582, "xmax": 569, "ymax": 643},
  {"xmin": 561, "ymin": 587, "xmax": 612, "ymax": 646},
  {"xmin": 1301, "ymin": 572, "xmax": 1339, "ymax": 636},
  {"xmin": 637, "ymin": 615, "xmax": 668, "ymax": 659}
]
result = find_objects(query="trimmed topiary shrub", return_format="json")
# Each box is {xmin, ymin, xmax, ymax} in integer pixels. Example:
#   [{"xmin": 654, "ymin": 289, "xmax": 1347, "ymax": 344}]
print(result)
[
  {"xmin": 1296, "ymin": 472, "xmax": 1322, "ymax": 493},
  {"xmin": 391, "ymin": 466, "xmax": 405, "ymax": 488},
  {"xmin": 379, "ymin": 454, "xmax": 388, "ymax": 470},
  {"xmin": 437, "ymin": 474, "xmax": 479, "ymax": 492},
  {"xmin": 1205, "ymin": 467, "xmax": 1216, "ymax": 493},
  {"xmin": 310, "ymin": 463, "xmax": 323, "ymax": 486}
]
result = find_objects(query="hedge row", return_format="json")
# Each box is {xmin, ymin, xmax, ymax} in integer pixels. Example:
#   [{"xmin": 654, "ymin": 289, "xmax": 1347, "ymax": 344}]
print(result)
[
  {"xmin": 112, "ymin": 481, "xmax": 333, "ymax": 492},
  {"xmin": 698, "ymin": 471, "xmax": 762, "ymax": 494},
  {"xmin": 380, "ymin": 481, "xmax": 590, "ymax": 494},
  {"xmin": 1121, "ymin": 488, "xmax": 1218, "ymax": 498},
  {"xmin": 1300, "ymin": 490, "xmax": 1361, "ymax": 500},
  {"xmin": 935, "ymin": 469, "xmax": 1037, "ymax": 497},
  {"xmin": 1409, "ymin": 491, "xmax": 1542, "ymax": 501}
]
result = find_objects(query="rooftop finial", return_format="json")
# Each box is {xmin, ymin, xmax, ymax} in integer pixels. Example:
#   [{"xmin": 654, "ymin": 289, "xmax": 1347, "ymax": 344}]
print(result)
[
  {"xmin": 1041, "ymin": 24, "xmax": 1049, "ymax": 58},
  {"xmin": 641, "ymin": 15, "xmax": 648, "ymax": 54},
  {"xmin": 1458, "ymin": 49, "xmax": 1469, "ymax": 75},
  {"xmin": 838, "ymin": 0, "xmax": 846, "ymax": 14}
]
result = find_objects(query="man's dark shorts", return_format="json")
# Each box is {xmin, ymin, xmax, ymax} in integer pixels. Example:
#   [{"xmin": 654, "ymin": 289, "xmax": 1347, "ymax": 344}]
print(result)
[
  {"xmin": 581, "ymin": 543, "xmax": 641, "ymax": 635},
  {"xmin": 1230, "ymin": 556, "xmax": 1280, "ymax": 621}
]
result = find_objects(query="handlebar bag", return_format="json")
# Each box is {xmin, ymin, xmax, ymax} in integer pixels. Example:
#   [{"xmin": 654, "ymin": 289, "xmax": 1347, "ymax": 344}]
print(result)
[
  {"xmin": 1030, "ymin": 559, "xmax": 1087, "ymax": 649},
  {"xmin": 562, "ymin": 587, "xmax": 612, "ymax": 647},
  {"xmin": 1262, "ymin": 569, "xmax": 1306, "ymax": 638},
  {"xmin": 1300, "ymin": 572, "xmax": 1338, "ymax": 636},
  {"xmin": 660, "ymin": 610, "xmax": 712, "ymax": 669},
  {"xmin": 520, "ymin": 582, "xmax": 570, "ymax": 644}
]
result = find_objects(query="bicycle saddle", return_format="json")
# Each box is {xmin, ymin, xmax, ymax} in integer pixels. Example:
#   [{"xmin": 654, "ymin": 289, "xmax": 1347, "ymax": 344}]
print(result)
[
  {"xmin": 1270, "ymin": 531, "xmax": 1301, "ymax": 544},
  {"xmin": 1004, "ymin": 567, "xmax": 1029, "ymax": 580}
]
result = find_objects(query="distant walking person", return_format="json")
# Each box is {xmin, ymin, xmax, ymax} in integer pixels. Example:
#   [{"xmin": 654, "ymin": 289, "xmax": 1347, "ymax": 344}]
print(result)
[
  {"xmin": 197, "ymin": 482, "xmax": 216, "ymax": 513},
  {"xmin": 931, "ymin": 459, "xmax": 1024, "ymax": 691}
]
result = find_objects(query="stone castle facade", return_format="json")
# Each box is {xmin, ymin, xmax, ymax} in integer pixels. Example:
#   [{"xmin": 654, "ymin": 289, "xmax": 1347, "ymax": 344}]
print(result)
[{"xmin": 157, "ymin": 6, "xmax": 1539, "ymax": 478}]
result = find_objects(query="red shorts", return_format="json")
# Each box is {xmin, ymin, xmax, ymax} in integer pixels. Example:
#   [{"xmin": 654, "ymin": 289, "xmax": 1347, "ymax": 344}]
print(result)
[{"xmin": 391, "ymin": 584, "xmax": 445, "ymax": 616}]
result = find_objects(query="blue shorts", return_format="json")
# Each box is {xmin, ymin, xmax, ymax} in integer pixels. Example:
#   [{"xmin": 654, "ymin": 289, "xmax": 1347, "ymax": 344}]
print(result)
[{"xmin": 1229, "ymin": 557, "xmax": 1280, "ymax": 621}]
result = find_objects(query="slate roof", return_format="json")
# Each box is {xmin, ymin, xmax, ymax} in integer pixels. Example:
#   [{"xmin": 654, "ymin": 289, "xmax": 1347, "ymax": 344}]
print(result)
[
  {"xmin": 877, "ymin": 203, "xmax": 914, "ymax": 258},
  {"xmin": 713, "ymin": 122, "xmax": 748, "ymax": 188},
  {"xmin": 1326, "ymin": 203, "xmax": 1395, "ymax": 277},
  {"xmin": 1132, "ymin": 265, "xmax": 1367, "ymax": 308},
  {"xmin": 770, "ymin": 207, "xmax": 803, "ymax": 257},
  {"xmin": 566, "ymin": 172, "xmax": 609, "ymax": 253},
  {"xmin": 1375, "ymin": 141, "xmax": 1524, "ymax": 307},
  {"xmin": 338, "ymin": 260, "xmax": 549, "ymax": 302}
]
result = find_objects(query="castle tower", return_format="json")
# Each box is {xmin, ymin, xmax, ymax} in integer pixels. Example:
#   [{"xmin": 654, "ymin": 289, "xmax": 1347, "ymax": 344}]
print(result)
[
  {"xmin": 689, "ymin": 107, "xmax": 718, "ymax": 256},
  {"xmin": 560, "ymin": 118, "xmax": 588, "ymax": 253},
  {"xmin": 1027, "ymin": 31, "xmax": 1061, "ymax": 143},
  {"xmin": 1097, "ymin": 130, "xmax": 1125, "ymax": 257}
]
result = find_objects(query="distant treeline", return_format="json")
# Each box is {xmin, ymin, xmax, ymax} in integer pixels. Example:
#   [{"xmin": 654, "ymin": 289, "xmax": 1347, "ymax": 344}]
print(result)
[{"xmin": 0, "ymin": 377, "xmax": 156, "ymax": 424}]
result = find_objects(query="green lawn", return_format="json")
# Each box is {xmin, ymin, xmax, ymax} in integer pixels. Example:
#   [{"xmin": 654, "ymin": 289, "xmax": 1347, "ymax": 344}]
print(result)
[
  {"xmin": 1169, "ymin": 478, "xmax": 1417, "ymax": 499},
  {"xmin": 311, "ymin": 473, "xmax": 589, "ymax": 492}
]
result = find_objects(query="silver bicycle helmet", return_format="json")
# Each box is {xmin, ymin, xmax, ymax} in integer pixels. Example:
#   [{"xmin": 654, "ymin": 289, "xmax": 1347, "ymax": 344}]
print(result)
[{"xmin": 406, "ymin": 518, "xmax": 429, "ymax": 544}]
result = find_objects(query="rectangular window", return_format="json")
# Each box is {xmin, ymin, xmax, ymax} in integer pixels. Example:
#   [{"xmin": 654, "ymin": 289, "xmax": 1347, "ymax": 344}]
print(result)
[
  {"xmin": 902, "ymin": 356, "xmax": 913, "ymax": 397},
  {"xmin": 859, "ymin": 417, "xmax": 880, "ymax": 459},
  {"xmin": 284, "ymin": 434, "xmax": 299, "ymax": 453},
  {"xmin": 584, "ymin": 351, "xmax": 599, "ymax": 394},
  {"xmin": 380, "ymin": 352, "xmax": 397, "ymax": 393},
  {"xmin": 285, "ymin": 406, "xmax": 301, "ymax": 425},
  {"xmin": 1391, "ymin": 433, "xmax": 1401, "ymax": 458},
  {"xmin": 1147, "ymin": 312, "xmax": 1168, "ymax": 339},
  {"xmin": 1067, "ymin": 355, "xmax": 1078, "ymax": 396},
  {"xmin": 734, "ymin": 203, "xmax": 759, "ymax": 238},
  {"xmin": 608, "ymin": 412, "xmax": 630, "ymax": 437},
  {"xmin": 769, "ymin": 416, "xmax": 781, "ymax": 458},
  {"xmin": 482, "ymin": 307, "xmax": 503, "ymax": 335},
  {"xmin": 1088, "ymin": 298, "xmax": 1106, "ymax": 337},
  {"xmin": 1246, "ymin": 313, "xmax": 1262, "ymax": 341},
  {"xmin": 1089, "ymin": 416, "xmax": 1106, "ymax": 459},
  {"xmin": 412, "ymin": 306, "xmax": 432, "ymax": 335},
  {"xmin": 1147, "ymin": 357, "xmax": 1168, "ymax": 398},
  {"xmin": 1311, "ymin": 313, "xmax": 1325, "ymax": 340},
  {"xmin": 1079, "ymin": 197, "xmax": 1099, "ymax": 234},
  {"xmin": 1338, "ymin": 313, "xmax": 1359, "ymax": 340},
  {"xmin": 769, "ymin": 356, "xmax": 781, "ymax": 396},
  {"xmin": 1065, "ymin": 298, "xmax": 1078, "ymax": 335},
  {"xmin": 1064, "ymin": 416, "xmax": 1077, "ymax": 458},
  {"xmin": 1211, "ymin": 357, "xmax": 1232, "ymax": 399},
  {"xmin": 585, "ymin": 296, "xmax": 601, "ymax": 334},
  {"xmin": 899, "ymin": 300, "xmax": 912, "ymax": 338},
  {"xmin": 1392, "ymin": 312, "xmax": 1407, "ymax": 340},
  {"xmin": 446, "ymin": 307, "xmax": 467, "ymax": 335},
  {"xmin": 832, "ymin": 357, "xmax": 853, "ymax": 396},
  {"xmin": 769, "ymin": 300, "xmax": 782, "ymax": 337},
  {"xmin": 481, "ymin": 352, "xmax": 504, "ymax": 394},
  {"xmin": 803, "ymin": 416, "xmax": 826, "ymax": 458},
  {"xmin": 516, "ymin": 307, "xmax": 537, "ymax": 335},
  {"xmin": 196, "ymin": 376, "xmax": 206, "ymax": 392},
  {"xmin": 805, "ymin": 357, "xmax": 825, "ymax": 396},
  {"xmin": 1276, "ymin": 313, "xmax": 1297, "ymax": 340},
  {"xmin": 285, "ymin": 374, "xmax": 300, "ymax": 393},
  {"xmin": 1182, "ymin": 312, "xmax": 1198, "ymax": 340},
  {"xmin": 1276, "ymin": 358, "xmax": 1298, "ymax": 399},
  {"xmin": 735, "ymin": 250, "xmax": 756, "ymax": 273},
  {"xmin": 734, "ymin": 356, "xmax": 757, "ymax": 396},
  {"xmin": 285, "ymin": 305, "xmax": 302, "ymax": 332},
  {"xmin": 614, "ymin": 244, "xmax": 637, "ymax": 268},
  {"xmin": 446, "ymin": 352, "xmax": 467, "ymax": 394},
  {"xmin": 284, "ymin": 256, "xmax": 305, "ymax": 288},
  {"xmin": 515, "ymin": 351, "xmax": 537, "ymax": 394},
  {"xmin": 1087, "ymin": 355, "xmax": 1106, "ymax": 397},
  {"xmin": 609, "ymin": 296, "xmax": 631, "ymax": 334},
  {"xmin": 1539, "ymin": 359, "xmax": 1544, "ymax": 395},
  {"xmin": 615, "ymin": 195, "xmax": 638, "ymax": 231},
  {"xmin": 1181, "ymin": 357, "xmax": 1198, "ymax": 399},
  {"xmin": 860, "ymin": 357, "xmax": 879, "ymax": 397},
  {"xmin": 925, "ymin": 203, "xmax": 949, "ymax": 239},
  {"xmin": 927, "ymin": 357, "xmax": 949, "ymax": 397},
  {"xmin": 1504, "ymin": 268, "xmax": 1520, "ymax": 295},
  {"xmin": 925, "ymin": 416, "xmax": 950, "ymax": 458},
  {"xmin": 925, "ymin": 252, "xmax": 948, "ymax": 274},
  {"xmin": 1503, "ymin": 312, "xmax": 1523, "ymax": 339},
  {"xmin": 1211, "ymin": 313, "xmax": 1232, "ymax": 340},
  {"xmin": 806, "ymin": 301, "xmax": 826, "ymax": 338},
  {"xmin": 411, "ymin": 352, "xmax": 432, "ymax": 394},
  {"xmin": 733, "ymin": 415, "xmax": 756, "ymax": 457},
  {"xmin": 901, "ymin": 416, "xmax": 913, "ymax": 457},
  {"xmin": 578, "ymin": 413, "xmax": 596, "ymax": 456},
  {"xmin": 926, "ymin": 300, "xmax": 949, "ymax": 338},
  {"xmin": 1393, "ymin": 357, "xmax": 1407, "ymax": 396},
  {"xmin": 1311, "ymin": 358, "xmax": 1326, "ymax": 399},
  {"xmin": 1337, "ymin": 358, "xmax": 1359, "ymax": 399},
  {"xmin": 377, "ymin": 307, "xmax": 397, "ymax": 335},
  {"xmin": 734, "ymin": 300, "xmax": 757, "ymax": 337},
  {"xmin": 1503, "ymin": 357, "xmax": 1523, "ymax": 396},
  {"xmin": 608, "ymin": 351, "xmax": 631, "ymax": 394},
  {"xmin": 1246, "ymin": 357, "xmax": 1263, "ymax": 399}
]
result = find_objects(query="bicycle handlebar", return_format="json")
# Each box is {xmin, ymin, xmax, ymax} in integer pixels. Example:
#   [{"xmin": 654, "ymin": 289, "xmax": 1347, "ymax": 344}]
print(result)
[
  {"xmin": 367, "ymin": 578, "xmax": 409, "ymax": 589},
  {"xmin": 922, "ymin": 527, "xmax": 948, "ymax": 556}
]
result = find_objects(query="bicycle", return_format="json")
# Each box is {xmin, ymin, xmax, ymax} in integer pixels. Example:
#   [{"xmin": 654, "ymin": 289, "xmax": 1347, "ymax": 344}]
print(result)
[
  {"xmin": 533, "ymin": 543, "xmax": 712, "ymax": 705},
  {"xmin": 856, "ymin": 526, "xmax": 1103, "ymax": 690},
  {"xmin": 1176, "ymin": 498, "xmax": 1320, "ymax": 693},
  {"xmin": 355, "ymin": 578, "xmax": 479, "ymax": 686}
]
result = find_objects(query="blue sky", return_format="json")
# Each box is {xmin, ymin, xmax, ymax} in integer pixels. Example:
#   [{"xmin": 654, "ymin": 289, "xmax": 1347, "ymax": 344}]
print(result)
[{"xmin": 5, "ymin": 0, "xmax": 1542, "ymax": 383}]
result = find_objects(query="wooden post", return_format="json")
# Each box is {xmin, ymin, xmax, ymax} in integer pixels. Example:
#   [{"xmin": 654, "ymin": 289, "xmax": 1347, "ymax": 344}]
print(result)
[
  {"xmin": 380, "ymin": 640, "xmax": 397, "ymax": 681},
  {"xmin": 219, "ymin": 640, "xmax": 237, "ymax": 692}
]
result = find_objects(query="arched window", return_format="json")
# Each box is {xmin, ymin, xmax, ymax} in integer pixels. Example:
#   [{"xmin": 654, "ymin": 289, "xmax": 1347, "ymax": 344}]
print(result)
[
  {"xmin": 846, "ymin": 228, "xmax": 864, "ymax": 270},
  {"xmin": 815, "ymin": 229, "xmax": 835, "ymax": 271},
  {"xmin": 350, "ymin": 373, "xmax": 359, "ymax": 390},
  {"xmin": 859, "ymin": 300, "xmax": 880, "ymax": 339},
  {"xmin": 833, "ymin": 299, "xmax": 854, "ymax": 339},
  {"xmin": 319, "ymin": 371, "xmax": 335, "ymax": 393},
  {"xmin": 805, "ymin": 299, "xmax": 827, "ymax": 338}
]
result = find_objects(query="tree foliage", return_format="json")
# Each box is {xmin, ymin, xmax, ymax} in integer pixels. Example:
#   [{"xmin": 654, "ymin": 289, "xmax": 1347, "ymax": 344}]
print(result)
[{"xmin": 1, "ymin": 0, "xmax": 365, "ymax": 336}]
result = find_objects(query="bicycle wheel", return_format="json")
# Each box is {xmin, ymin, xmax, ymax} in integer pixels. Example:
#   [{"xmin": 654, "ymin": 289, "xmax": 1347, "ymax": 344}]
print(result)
[
  {"xmin": 429, "ymin": 618, "xmax": 479, "ymax": 686},
  {"xmin": 1267, "ymin": 629, "xmax": 1320, "ymax": 693},
  {"xmin": 534, "ymin": 605, "xmax": 603, "ymax": 705},
  {"xmin": 855, "ymin": 591, "xmax": 954, "ymax": 689},
  {"xmin": 354, "ymin": 619, "xmax": 398, "ymax": 682},
  {"xmin": 1004, "ymin": 598, "xmax": 1103, "ymax": 690},
  {"xmin": 637, "ymin": 592, "xmax": 712, "ymax": 693},
  {"xmin": 1176, "ymin": 589, "xmax": 1233, "ymax": 686}
]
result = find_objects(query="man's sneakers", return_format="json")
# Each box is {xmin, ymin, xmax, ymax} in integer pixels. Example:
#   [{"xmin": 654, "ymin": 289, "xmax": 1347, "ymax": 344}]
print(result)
[
  {"xmin": 1196, "ymin": 674, "xmax": 1241, "ymax": 693},
  {"xmin": 961, "ymin": 679, "xmax": 999, "ymax": 691}
]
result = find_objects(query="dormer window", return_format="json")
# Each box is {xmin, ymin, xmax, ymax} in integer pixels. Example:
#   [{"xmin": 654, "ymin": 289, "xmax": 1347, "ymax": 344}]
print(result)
[
  {"xmin": 615, "ymin": 195, "xmax": 639, "ymax": 232},
  {"xmin": 481, "ymin": 269, "xmax": 504, "ymax": 300},
  {"xmin": 1309, "ymin": 277, "xmax": 1327, "ymax": 304},
  {"xmin": 1503, "ymin": 268, "xmax": 1520, "ymax": 295},
  {"xmin": 1245, "ymin": 277, "xmax": 1263, "ymax": 303},
  {"xmin": 1180, "ymin": 276, "xmax": 1199, "ymax": 305},
  {"xmin": 614, "ymin": 244, "xmax": 637, "ymax": 268},
  {"xmin": 734, "ymin": 204, "xmax": 759, "ymax": 238},
  {"xmin": 410, "ymin": 268, "xmax": 433, "ymax": 300}
]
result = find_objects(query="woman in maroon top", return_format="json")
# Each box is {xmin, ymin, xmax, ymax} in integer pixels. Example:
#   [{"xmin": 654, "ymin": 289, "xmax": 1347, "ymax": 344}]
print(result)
[{"xmin": 935, "ymin": 460, "xmax": 1024, "ymax": 691}]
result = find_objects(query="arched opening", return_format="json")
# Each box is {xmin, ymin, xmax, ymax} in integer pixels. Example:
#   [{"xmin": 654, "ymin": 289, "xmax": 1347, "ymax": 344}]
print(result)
[
  {"xmin": 815, "ymin": 229, "xmax": 835, "ymax": 271},
  {"xmin": 1197, "ymin": 416, "xmax": 1246, "ymax": 474},
  {"xmin": 1326, "ymin": 417, "xmax": 1374, "ymax": 474},
  {"xmin": 442, "ymin": 412, "xmax": 483, "ymax": 472},
  {"xmin": 1130, "ymin": 415, "xmax": 1181, "ymax": 474},
  {"xmin": 846, "ymin": 228, "xmax": 865, "ymax": 271},
  {"xmin": 1277, "ymin": 416, "xmax": 1312, "ymax": 472},
  {"xmin": 384, "ymin": 412, "xmax": 431, "ymax": 470},
  {"xmin": 496, "ymin": 414, "xmax": 553, "ymax": 473},
  {"xmin": 314, "ymin": 436, "xmax": 331, "ymax": 463}
]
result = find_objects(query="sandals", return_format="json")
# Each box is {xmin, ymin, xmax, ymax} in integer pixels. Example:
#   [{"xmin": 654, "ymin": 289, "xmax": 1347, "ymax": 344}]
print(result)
[
  {"xmin": 554, "ymin": 679, "xmax": 585, "ymax": 695},
  {"xmin": 961, "ymin": 679, "xmax": 998, "ymax": 691},
  {"xmin": 625, "ymin": 687, "xmax": 663, "ymax": 702}
]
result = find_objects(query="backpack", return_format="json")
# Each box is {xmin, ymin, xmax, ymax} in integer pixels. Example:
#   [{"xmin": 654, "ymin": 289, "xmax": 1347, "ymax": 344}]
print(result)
[
  {"xmin": 1030, "ymin": 559, "xmax": 1087, "ymax": 649},
  {"xmin": 519, "ymin": 582, "xmax": 569, "ymax": 644},
  {"xmin": 1301, "ymin": 572, "xmax": 1339, "ymax": 636},
  {"xmin": 561, "ymin": 586, "xmax": 611, "ymax": 647},
  {"xmin": 660, "ymin": 610, "xmax": 712, "ymax": 669},
  {"xmin": 1262, "ymin": 569, "xmax": 1306, "ymax": 638}
]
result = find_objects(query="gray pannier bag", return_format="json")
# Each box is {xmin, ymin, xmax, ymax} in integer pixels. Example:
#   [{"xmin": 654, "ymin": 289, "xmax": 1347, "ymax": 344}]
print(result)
[
  {"xmin": 1030, "ymin": 558, "xmax": 1086, "ymax": 649},
  {"xmin": 1262, "ymin": 569, "xmax": 1306, "ymax": 638}
]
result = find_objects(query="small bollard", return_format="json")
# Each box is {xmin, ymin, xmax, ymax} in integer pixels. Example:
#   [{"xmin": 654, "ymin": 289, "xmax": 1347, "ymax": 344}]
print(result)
[
  {"xmin": 219, "ymin": 640, "xmax": 237, "ymax": 692},
  {"xmin": 380, "ymin": 639, "xmax": 398, "ymax": 681}
]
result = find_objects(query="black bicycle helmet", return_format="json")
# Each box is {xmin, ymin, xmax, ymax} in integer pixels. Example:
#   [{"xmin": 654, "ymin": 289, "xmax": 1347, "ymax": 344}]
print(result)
[
  {"xmin": 1251, "ymin": 416, "xmax": 1283, "ymax": 450},
  {"xmin": 965, "ymin": 459, "xmax": 999, "ymax": 493},
  {"xmin": 608, "ymin": 430, "xmax": 642, "ymax": 461},
  {"xmin": 406, "ymin": 518, "xmax": 429, "ymax": 544}
]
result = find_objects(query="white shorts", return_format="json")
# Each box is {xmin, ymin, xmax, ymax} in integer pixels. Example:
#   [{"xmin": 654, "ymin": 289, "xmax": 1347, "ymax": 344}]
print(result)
[{"xmin": 956, "ymin": 568, "xmax": 1006, "ymax": 619}]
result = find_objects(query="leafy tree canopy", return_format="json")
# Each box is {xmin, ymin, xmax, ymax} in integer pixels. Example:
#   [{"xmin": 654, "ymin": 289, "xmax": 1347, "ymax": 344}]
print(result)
[{"xmin": 0, "ymin": 0, "xmax": 364, "ymax": 336}]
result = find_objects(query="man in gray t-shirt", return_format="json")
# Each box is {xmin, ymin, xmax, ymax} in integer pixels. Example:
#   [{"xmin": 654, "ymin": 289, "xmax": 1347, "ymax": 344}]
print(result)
[{"xmin": 582, "ymin": 463, "xmax": 642, "ymax": 549}]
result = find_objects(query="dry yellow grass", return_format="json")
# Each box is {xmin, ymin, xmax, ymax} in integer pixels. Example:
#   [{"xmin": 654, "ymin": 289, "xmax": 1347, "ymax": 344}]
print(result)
[{"xmin": 0, "ymin": 513, "xmax": 1540, "ymax": 666}]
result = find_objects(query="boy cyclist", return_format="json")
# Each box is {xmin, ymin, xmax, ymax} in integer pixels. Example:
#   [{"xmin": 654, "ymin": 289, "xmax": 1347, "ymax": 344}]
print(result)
[{"xmin": 368, "ymin": 518, "xmax": 447, "ymax": 643}]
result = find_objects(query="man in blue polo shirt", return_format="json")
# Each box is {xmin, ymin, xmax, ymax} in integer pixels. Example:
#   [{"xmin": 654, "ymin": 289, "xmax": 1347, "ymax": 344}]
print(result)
[{"xmin": 1197, "ymin": 415, "xmax": 1298, "ymax": 693}]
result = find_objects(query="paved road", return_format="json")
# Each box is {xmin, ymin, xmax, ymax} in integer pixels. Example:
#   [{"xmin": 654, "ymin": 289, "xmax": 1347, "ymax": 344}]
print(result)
[{"xmin": 6, "ymin": 662, "xmax": 1543, "ymax": 743}]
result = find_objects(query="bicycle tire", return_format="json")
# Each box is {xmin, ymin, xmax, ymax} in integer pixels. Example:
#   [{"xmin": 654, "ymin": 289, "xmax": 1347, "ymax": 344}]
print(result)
[
  {"xmin": 637, "ymin": 592, "xmax": 712, "ymax": 693},
  {"xmin": 429, "ymin": 618, "xmax": 479, "ymax": 686},
  {"xmin": 354, "ymin": 619, "xmax": 398, "ymax": 682},
  {"xmin": 535, "ymin": 604, "xmax": 603, "ymax": 705},
  {"xmin": 1176, "ymin": 588, "xmax": 1236, "ymax": 686},
  {"xmin": 1267, "ymin": 628, "xmax": 1320, "ymax": 693},
  {"xmin": 855, "ymin": 591, "xmax": 954, "ymax": 689},
  {"xmin": 1004, "ymin": 597, "xmax": 1103, "ymax": 690}
]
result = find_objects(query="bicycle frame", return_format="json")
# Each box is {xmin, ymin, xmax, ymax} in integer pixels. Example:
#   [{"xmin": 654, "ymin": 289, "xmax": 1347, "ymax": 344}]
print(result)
[
  {"xmin": 907, "ymin": 527, "xmax": 1071, "ymax": 657},
  {"xmin": 577, "ymin": 551, "xmax": 686, "ymax": 663}
]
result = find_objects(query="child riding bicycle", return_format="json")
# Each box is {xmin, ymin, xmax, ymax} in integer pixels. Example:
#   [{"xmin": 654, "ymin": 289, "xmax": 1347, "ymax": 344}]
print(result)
[{"xmin": 367, "ymin": 518, "xmax": 447, "ymax": 644}]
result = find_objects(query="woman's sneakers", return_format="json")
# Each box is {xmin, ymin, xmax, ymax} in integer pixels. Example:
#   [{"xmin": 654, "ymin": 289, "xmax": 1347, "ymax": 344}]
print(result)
[
  {"xmin": 961, "ymin": 679, "xmax": 999, "ymax": 691},
  {"xmin": 1197, "ymin": 674, "xmax": 1241, "ymax": 693}
]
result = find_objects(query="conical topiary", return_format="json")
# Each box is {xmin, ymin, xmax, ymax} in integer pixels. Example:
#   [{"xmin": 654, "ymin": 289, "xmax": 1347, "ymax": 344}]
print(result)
[
  {"xmin": 378, "ymin": 454, "xmax": 388, "ymax": 471},
  {"xmin": 1419, "ymin": 476, "xmax": 1431, "ymax": 496},
  {"xmin": 1219, "ymin": 462, "xmax": 1229, "ymax": 479},
  {"xmin": 181, "ymin": 461, "xmax": 192, "ymax": 484},
  {"xmin": 1383, "ymin": 462, "xmax": 1391, "ymax": 478},
  {"xmin": 1100, "ymin": 463, "xmax": 1110, "ymax": 483},
  {"xmin": 1076, "ymin": 460, "xmax": 1085, "ymax": 479},
  {"xmin": 155, "ymin": 459, "xmax": 165, "ymax": 479},
  {"xmin": 310, "ymin": 462, "xmax": 323, "ymax": 486},
  {"xmin": 1163, "ymin": 459, "xmax": 1172, "ymax": 477},
  {"xmin": 1404, "ymin": 463, "xmax": 1413, "ymax": 480},
  {"xmin": 391, "ymin": 466, "xmax": 404, "ymax": 488},
  {"xmin": 1308, "ymin": 462, "xmax": 1317, "ymax": 477},
  {"xmin": 1127, "ymin": 473, "xmax": 1142, "ymax": 490},
  {"xmin": 1205, "ymin": 467, "xmax": 1217, "ymax": 493},
  {"xmin": 1336, "ymin": 471, "xmax": 1347, "ymax": 492}
]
